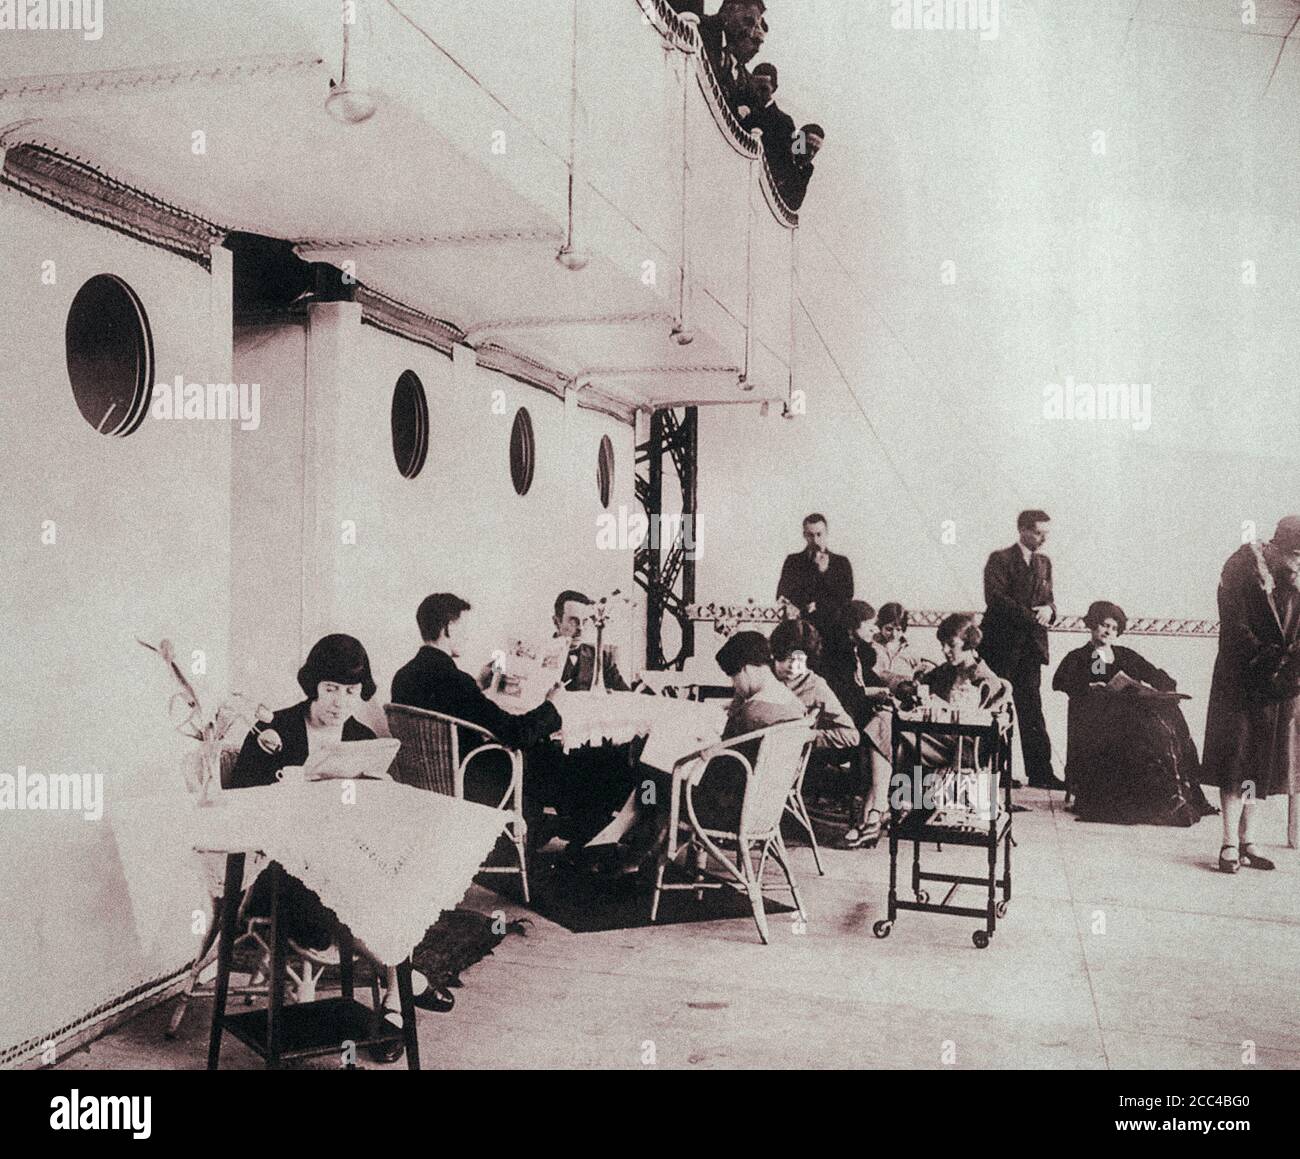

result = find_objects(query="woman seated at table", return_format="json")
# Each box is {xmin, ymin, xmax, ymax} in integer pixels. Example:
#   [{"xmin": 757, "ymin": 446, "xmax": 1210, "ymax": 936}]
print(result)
[
  {"xmin": 1052, "ymin": 600, "xmax": 1215, "ymax": 826},
  {"xmin": 687, "ymin": 631, "xmax": 806, "ymax": 831},
  {"xmin": 823, "ymin": 601, "xmax": 894, "ymax": 848},
  {"xmin": 872, "ymin": 603, "xmax": 931, "ymax": 690},
  {"xmin": 894, "ymin": 615, "xmax": 1013, "ymax": 799},
  {"xmin": 231, "ymin": 634, "xmax": 453, "ymax": 1061}
]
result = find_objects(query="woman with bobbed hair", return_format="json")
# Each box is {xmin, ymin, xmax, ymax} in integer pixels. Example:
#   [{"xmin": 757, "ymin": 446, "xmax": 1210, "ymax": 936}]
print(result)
[
  {"xmin": 920, "ymin": 613, "xmax": 1011, "ymax": 713},
  {"xmin": 1053, "ymin": 601, "xmax": 1213, "ymax": 826},
  {"xmin": 230, "ymin": 633, "xmax": 453, "ymax": 1063},
  {"xmin": 872, "ymin": 602, "xmax": 930, "ymax": 690},
  {"xmin": 822, "ymin": 601, "xmax": 894, "ymax": 847},
  {"xmin": 769, "ymin": 619, "xmax": 859, "ymax": 751}
]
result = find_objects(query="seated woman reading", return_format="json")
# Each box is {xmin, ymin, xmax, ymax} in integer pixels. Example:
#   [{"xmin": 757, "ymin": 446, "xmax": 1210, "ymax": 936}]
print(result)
[
  {"xmin": 1052, "ymin": 601, "xmax": 1215, "ymax": 826},
  {"xmin": 231, "ymin": 633, "xmax": 454, "ymax": 1063}
]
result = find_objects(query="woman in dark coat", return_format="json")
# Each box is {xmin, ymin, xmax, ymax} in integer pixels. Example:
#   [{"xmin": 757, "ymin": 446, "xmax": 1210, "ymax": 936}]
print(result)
[
  {"xmin": 822, "ymin": 601, "xmax": 894, "ymax": 847},
  {"xmin": 1203, "ymin": 518, "xmax": 1300, "ymax": 872},
  {"xmin": 1052, "ymin": 601, "xmax": 1214, "ymax": 826},
  {"xmin": 231, "ymin": 634, "xmax": 452, "ymax": 1059}
]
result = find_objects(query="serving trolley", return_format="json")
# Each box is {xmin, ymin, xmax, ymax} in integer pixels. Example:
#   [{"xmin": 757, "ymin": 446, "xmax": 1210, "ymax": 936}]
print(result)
[{"xmin": 873, "ymin": 709, "xmax": 1014, "ymax": 949}]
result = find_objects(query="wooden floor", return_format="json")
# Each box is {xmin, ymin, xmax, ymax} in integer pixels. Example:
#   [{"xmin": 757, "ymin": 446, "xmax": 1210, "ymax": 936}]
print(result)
[{"xmin": 56, "ymin": 789, "xmax": 1300, "ymax": 1070}]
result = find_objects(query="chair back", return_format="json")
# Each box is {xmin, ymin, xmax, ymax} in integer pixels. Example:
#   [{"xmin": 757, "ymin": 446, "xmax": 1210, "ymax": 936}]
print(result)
[
  {"xmin": 739, "ymin": 718, "xmax": 816, "ymax": 839},
  {"xmin": 383, "ymin": 704, "xmax": 460, "ymax": 797}
]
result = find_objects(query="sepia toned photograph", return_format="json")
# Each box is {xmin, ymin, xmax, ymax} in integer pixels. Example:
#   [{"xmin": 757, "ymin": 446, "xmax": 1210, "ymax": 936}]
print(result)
[{"xmin": 1, "ymin": 0, "xmax": 1297, "ymax": 1107}]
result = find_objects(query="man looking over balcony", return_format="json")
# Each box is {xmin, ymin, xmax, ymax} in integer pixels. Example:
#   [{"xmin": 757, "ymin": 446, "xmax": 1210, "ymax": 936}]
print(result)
[
  {"xmin": 699, "ymin": 0, "xmax": 767, "ymax": 113},
  {"xmin": 740, "ymin": 63, "xmax": 797, "ymax": 192},
  {"xmin": 784, "ymin": 123, "xmax": 824, "ymax": 211}
]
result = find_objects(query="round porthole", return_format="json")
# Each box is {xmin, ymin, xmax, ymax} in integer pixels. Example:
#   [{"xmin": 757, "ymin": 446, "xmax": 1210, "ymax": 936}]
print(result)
[
  {"xmin": 509, "ymin": 407, "xmax": 535, "ymax": 496},
  {"xmin": 65, "ymin": 274, "xmax": 154, "ymax": 437},
  {"xmin": 391, "ymin": 370, "xmax": 429, "ymax": 479},
  {"xmin": 597, "ymin": 435, "xmax": 615, "ymax": 509}
]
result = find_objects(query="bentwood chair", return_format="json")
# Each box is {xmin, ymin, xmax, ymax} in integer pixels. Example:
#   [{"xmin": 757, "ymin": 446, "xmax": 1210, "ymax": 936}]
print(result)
[
  {"xmin": 384, "ymin": 704, "xmax": 530, "ymax": 903},
  {"xmin": 650, "ymin": 717, "xmax": 816, "ymax": 944}
]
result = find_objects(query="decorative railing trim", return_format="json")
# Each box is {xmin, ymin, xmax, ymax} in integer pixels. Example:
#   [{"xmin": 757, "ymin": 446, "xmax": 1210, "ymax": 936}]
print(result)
[{"xmin": 686, "ymin": 603, "xmax": 1221, "ymax": 639}]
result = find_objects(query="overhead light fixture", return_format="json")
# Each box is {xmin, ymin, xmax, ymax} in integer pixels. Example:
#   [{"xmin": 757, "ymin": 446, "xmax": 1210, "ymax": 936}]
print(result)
[
  {"xmin": 670, "ymin": 323, "xmax": 695, "ymax": 346},
  {"xmin": 326, "ymin": 80, "xmax": 376, "ymax": 125},
  {"xmin": 555, "ymin": 244, "xmax": 590, "ymax": 271},
  {"xmin": 738, "ymin": 376, "xmax": 754, "ymax": 392},
  {"xmin": 325, "ymin": 18, "xmax": 375, "ymax": 124}
]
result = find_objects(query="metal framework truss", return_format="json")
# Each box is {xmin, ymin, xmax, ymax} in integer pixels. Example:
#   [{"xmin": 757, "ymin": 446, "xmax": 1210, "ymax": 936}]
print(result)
[{"xmin": 634, "ymin": 408, "xmax": 699, "ymax": 669}]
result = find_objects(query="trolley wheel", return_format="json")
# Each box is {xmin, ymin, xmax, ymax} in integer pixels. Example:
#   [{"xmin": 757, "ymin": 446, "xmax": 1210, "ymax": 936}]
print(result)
[
  {"xmin": 995, "ymin": 901, "xmax": 1008, "ymax": 918},
  {"xmin": 872, "ymin": 920, "xmax": 892, "ymax": 939},
  {"xmin": 972, "ymin": 929, "xmax": 990, "ymax": 949},
  {"xmin": 915, "ymin": 890, "xmax": 929, "ymax": 905}
]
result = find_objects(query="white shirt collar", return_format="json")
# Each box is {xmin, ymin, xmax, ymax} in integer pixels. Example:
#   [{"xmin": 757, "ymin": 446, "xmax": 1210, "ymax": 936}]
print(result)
[{"xmin": 1018, "ymin": 542, "xmax": 1034, "ymax": 566}]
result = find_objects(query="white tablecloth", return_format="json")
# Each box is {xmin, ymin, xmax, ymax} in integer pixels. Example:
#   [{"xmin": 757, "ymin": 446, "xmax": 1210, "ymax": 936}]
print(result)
[
  {"xmin": 550, "ymin": 691, "xmax": 726, "ymax": 767},
  {"xmin": 111, "ymin": 781, "xmax": 507, "ymax": 966}
]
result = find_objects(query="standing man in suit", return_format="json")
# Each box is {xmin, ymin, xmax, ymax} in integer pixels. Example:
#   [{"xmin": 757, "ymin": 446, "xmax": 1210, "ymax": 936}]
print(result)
[
  {"xmin": 981, "ymin": 510, "xmax": 1059, "ymax": 789},
  {"xmin": 777, "ymin": 513, "xmax": 855, "ymax": 643},
  {"xmin": 553, "ymin": 590, "xmax": 629, "ymax": 692}
]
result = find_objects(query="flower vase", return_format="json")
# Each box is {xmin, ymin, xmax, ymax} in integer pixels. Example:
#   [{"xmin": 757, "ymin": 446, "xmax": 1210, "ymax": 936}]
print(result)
[
  {"xmin": 194, "ymin": 745, "xmax": 220, "ymax": 808},
  {"xmin": 592, "ymin": 624, "xmax": 607, "ymax": 694}
]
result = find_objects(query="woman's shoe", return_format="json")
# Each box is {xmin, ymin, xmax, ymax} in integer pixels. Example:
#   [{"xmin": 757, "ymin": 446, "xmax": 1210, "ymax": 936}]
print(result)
[
  {"xmin": 844, "ymin": 810, "xmax": 885, "ymax": 849},
  {"xmin": 1240, "ymin": 844, "xmax": 1275, "ymax": 871},
  {"xmin": 1218, "ymin": 845, "xmax": 1240, "ymax": 874},
  {"xmin": 367, "ymin": 1010, "xmax": 405, "ymax": 1064},
  {"xmin": 412, "ymin": 985, "xmax": 455, "ymax": 1013}
]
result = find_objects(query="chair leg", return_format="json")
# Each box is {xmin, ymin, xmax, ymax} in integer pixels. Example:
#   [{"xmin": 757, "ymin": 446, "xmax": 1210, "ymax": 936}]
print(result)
[
  {"xmin": 788, "ymin": 791, "xmax": 825, "ymax": 876},
  {"xmin": 167, "ymin": 915, "xmax": 222, "ymax": 1038},
  {"xmin": 748, "ymin": 881, "xmax": 771, "ymax": 944},
  {"xmin": 693, "ymin": 845, "xmax": 709, "ymax": 902},
  {"xmin": 649, "ymin": 849, "xmax": 669, "ymax": 923},
  {"xmin": 511, "ymin": 818, "xmax": 531, "ymax": 905},
  {"xmin": 771, "ymin": 834, "xmax": 805, "ymax": 921}
]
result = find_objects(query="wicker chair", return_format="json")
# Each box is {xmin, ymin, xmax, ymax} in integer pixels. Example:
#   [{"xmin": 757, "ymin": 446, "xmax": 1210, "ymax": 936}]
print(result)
[
  {"xmin": 384, "ymin": 704, "xmax": 530, "ymax": 903},
  {"xmin": 650, "ymin": 717, "xmax": 816, "ymax": 944}
]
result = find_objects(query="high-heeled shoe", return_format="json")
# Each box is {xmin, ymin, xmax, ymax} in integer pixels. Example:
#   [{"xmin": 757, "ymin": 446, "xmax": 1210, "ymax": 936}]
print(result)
[
  {"xmin": 1218, "ymin": 845, "xmax": 1240, "ymax": 874},
  {"xmin": 1240, "ymin": 844, "xmax": 1275, "ymax": 871},
  {"xmin": 844, "ymin": 809, "xmax": 886, "ymax": 849}
]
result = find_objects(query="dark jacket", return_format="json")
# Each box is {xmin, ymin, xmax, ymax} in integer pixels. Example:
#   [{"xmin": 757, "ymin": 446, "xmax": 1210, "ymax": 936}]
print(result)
[
  {"xmin": 981, "ymin": 544, "xmax": 1056, "ymax": 669},
  {"xmin": 782, "ymin": 157, "xmax": 815, "ymax": 211},
  {"xmin": 697, "ymin": 13, "xmax": 752, "ymax": 110},
  {"xmin": 822, "ymin": 635, "xmax": 890, "ymax": 732},
  {"xmin": 559, "ymin": 640, "xmax": 630, "ymax": 693},
  {"xmin": 742, "ymin": 99, "xmax": 797, "ymax": 189},
  {"xmin": 391, "ymin": 645, "xmax": 561, "ymax": 750},
  {"xmin": 229, "ymin": 700, "xmax": 375, "ymax": 789},
  {"xmin": 777, "ymin": 549, "xmax": 854, "ymax": 641}
]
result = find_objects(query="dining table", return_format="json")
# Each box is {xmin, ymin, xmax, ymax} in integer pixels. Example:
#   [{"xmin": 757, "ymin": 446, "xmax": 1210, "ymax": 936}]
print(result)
[{"xmin": 112, "ymin": 778, "xmax": 507, "ymax": 1069}]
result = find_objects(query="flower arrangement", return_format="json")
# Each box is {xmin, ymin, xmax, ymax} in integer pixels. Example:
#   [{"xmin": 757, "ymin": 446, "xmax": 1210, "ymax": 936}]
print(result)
[
  {"xmin": 586, "ymin": 590, "xmax": 637, "ymax": 692},
  {"xmin": 138, "ymin": 638, "xmax": 273, "ymax": 806}
]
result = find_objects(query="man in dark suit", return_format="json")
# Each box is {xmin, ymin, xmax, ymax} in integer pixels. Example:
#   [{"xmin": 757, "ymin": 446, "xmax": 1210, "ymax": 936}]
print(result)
[
  {"xmin": 666, "ymin": 0, "xmax": 705, "ymax": 16},
  {"xmin": 740, "ymin": 63, "xmax": 797, "ymax": 192},
  {"xmin": 553, "ymin": 590, "xmax": 629, "ymax": 692},
  {"xmin": 783, "ymin": 122, "xmax": 824, "ymax": 211},
  {"xmin": 981, "ymin": 510, "xmax": 1059, "ymax": 788},
  {"xmin": 776, "ymin": 512, "xmax": 855, "ymax": 643},
  {"xmin": 392, "ymin": 593, "xmax": 562, "ymax": 751},
  {"xmin": 698, "ymin": 0, "xmax": 767, "ymax": 112}
]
